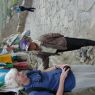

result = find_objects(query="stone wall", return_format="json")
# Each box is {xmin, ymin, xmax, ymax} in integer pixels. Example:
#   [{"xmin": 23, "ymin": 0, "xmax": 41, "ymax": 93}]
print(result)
[
  {"xmin": 1, "ymin": 0, "xmax": 32, "ymax": 38},
  {"xmin": 16, "ymin": 0, "xmax": 32, "ymax": 33},
  {"xmin": 24, "ymin": 0, "xmax": 95, "ymax": 65}
]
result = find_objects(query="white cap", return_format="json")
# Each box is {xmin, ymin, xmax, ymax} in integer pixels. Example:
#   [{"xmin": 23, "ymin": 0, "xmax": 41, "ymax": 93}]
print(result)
[{"xmin": 21, "ymin": 30, "xmax": 31, "ymax": 38}]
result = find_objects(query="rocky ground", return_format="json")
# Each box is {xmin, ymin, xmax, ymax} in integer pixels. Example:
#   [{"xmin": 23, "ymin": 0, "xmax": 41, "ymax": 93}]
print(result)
[{"xmin": 24, "ymin": 0, "xmax": 95, "ymax": 94}]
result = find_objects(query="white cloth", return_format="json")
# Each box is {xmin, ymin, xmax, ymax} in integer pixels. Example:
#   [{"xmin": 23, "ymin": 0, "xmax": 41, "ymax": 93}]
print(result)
[
  {"xmin": 1, "ymin": 46, "xmax": 8, "ymax": 54},
  {"xmin": 4, "ymin": 68, "xmax": 19, "ymax": 88},
  {"xmin": 33, "ymin": 40, "xmax": 57, "ymax": 53}
]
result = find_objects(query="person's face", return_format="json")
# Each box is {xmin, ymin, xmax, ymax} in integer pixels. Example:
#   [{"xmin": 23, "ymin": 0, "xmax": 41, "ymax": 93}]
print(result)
[
  {"xmin": 29, "ymin": 42, "xmax": 39, "ymax": 50},
  {"xmin": 17, "ymin": 72, "xmax": 29, "ymax": 85}
]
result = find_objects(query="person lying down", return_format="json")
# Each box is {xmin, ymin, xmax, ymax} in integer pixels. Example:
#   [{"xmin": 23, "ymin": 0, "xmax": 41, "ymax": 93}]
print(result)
[{"xmin": 4, "ymin": 64, "xmax": 95, "ymax": 95}]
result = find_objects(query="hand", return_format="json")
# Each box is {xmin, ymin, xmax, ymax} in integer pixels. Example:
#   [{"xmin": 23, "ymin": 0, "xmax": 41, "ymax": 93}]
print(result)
[
  {"xmin": 56, "ymin": 64, "xmax": 70, "ymax": 69},
  {"xmin": 60, "ymin": 68, "xmax": 70, "ymax": 82}
]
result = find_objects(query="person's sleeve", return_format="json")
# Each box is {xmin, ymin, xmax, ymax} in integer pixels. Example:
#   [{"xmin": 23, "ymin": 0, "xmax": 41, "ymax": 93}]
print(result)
[{"xmin": 37, "ymin": 52, "xmax": 49, "ymax": 69}]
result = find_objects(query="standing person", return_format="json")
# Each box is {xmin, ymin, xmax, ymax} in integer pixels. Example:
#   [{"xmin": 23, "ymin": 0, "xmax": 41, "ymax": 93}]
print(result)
[
  {"xmin": 14, "ymin": 6, "xmax": 36, "ymax": 13},
  {"xmin": 19, "ymin": 32, "xmax": 95, "ymax": 69},
  {"xmin": 5, "ymin": 64, "xmax": 95, "ymax": 95}
]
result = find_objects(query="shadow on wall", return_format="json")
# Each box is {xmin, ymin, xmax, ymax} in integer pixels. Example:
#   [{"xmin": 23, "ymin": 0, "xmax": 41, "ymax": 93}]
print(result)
[
  {"xmin": 1, "ymin": 0, "xmax": 33, "ymax": 40},
  {"xmin": 16, "ymin": 0, "xmax": 33, "ymax": 33}
]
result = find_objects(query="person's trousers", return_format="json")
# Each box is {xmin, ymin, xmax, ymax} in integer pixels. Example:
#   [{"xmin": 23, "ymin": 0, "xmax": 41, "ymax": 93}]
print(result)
[
  {"xmin": 0, "ymin": 92, "xmax": 16, "ymax": 95},
  {"xmin": 25, "ymin": 7, "xmax": 36, "ymax": 12},
  {"xmin": 57, "ymin": 37, "xmax": 95, "ymax": 52}
]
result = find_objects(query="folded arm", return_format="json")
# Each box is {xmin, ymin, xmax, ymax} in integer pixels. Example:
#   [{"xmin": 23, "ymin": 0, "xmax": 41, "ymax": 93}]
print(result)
[
  {"xmin": 56, "ymin": 68, "xmax": 70, "ymax": 95},
  {"xmin": 43, "ymin": 64, "xmax": 70, "ymax": 72}
]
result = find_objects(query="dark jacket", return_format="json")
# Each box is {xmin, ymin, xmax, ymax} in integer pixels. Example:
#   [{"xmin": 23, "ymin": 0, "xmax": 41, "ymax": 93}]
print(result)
[{"xmin": 19, "ymin": 6, "xmax": 26, "ymax": 11}]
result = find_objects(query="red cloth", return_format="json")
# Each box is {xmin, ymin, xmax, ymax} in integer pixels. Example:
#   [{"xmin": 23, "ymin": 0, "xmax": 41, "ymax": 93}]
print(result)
[
  {"xmin": 14, "ymin": 61, "xmax": 29, "ymax": 69},
  {"xmin": 6, "ymin": 46, "xmax": 15, "ymax": 51}
]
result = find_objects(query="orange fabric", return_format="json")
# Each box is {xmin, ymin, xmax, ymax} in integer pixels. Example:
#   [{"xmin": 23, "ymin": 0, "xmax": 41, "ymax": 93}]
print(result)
[{"xmin": 0, "ymin": 54, "xmax": 12, "ymax": 63}]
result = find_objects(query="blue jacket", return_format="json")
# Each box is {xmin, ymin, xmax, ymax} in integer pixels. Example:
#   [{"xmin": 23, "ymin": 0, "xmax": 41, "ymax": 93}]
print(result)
[{"xmin": 24, "ymin": 68, "xmax": 76, "ymax": 95}]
